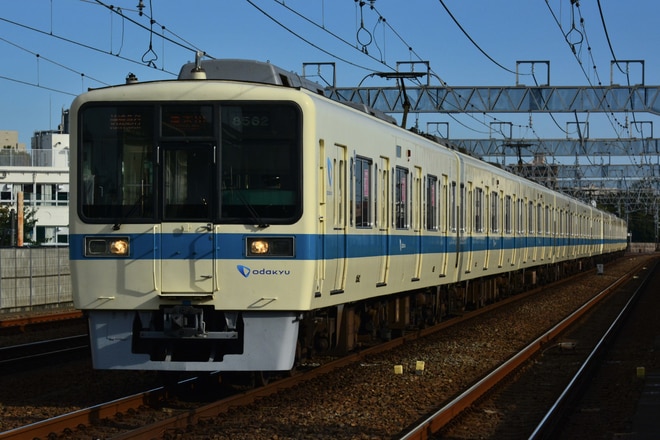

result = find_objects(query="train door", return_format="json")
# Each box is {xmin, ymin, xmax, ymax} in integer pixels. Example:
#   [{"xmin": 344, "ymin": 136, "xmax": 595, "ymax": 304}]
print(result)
[
  {"xmin": 327, "ymin": 144, "xmax": 348, "ymax": 293},
  {"xmin": 539, "ymin": 203, "xmax": 545, "ymax": 261},
  {"xmin": 447, "ymin": 181, "xmax": 459, "ymax": 273},
  {"xmin": 498, "ymin": 191, "xmax": 506, "ymax": 268},
  {"xmin": 444, "ymin": 178, "xmax": 459, "ymax": 276},
  {"xmin": 526, "ymin": 201, "xmax": 532, "ymax": 262},
  {"xmin": 517, "ymin": 197, "xmax": 523, "ymax": 266},
  {"xmin": 465, "ymin": 182, "xmax": 474, "ymax": 272},
  {"xmin": 412, "ymin": 166, "xmax": 423, "ymax": 281},
  {"xmin": 376, "ymin": 156, "xmax": 390, "ymax": 286},
  {"xmin": 483, "ymin": 187, "xmax": 491, "ymax": 271},
  {"xmin": 509, "ymin": 196, "xmax": 516, "ymax": 267},
  {"xmin": 316, "ymin": 140, "xmax": 327, "ymax": 294},
  {"xmin": 455, "ymin": 158, "xmax": 466, "ymax": 277},
  {"xmin": 158, "ymin": 144, "xmax": 215, "ymax": 294}
]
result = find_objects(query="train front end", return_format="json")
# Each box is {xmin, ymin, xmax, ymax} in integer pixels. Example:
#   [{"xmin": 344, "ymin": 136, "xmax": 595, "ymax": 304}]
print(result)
[{"xmin": 69, "ymin": 72, "xmax": 317, "ymax": 371}]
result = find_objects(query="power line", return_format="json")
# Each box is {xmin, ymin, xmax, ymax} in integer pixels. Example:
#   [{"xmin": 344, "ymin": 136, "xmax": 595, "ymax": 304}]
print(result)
[
  {"xmin": 0, "ymin": 16, "xmax": 180, "ymax": 76},
  {"xmin": 436, "ymin": 0, "xmax": 517, "ymax": 75},
  {"xmin": 0, "ymin": 36, "xmax": 111, "ymax": 87},
  {"xmin": 0, "ymin": 74, "xmax": 76, "ymax": 97},
  {"xmin": 596, "ymin": 0, "xmax": 624, "ymax": 75},
  {"xmin": 91, "ymin": 0, "xmax": 207, "ymax": 59},
  {"xmin": 251, "ymin": 0, "xmax": 380, "ymax": 72}
]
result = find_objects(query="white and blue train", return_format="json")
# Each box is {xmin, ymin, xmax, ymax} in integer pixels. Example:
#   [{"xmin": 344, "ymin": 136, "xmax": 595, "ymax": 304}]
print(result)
[{"xmin": 69, "ymin": 59, "xmax": 628, "ymax": 372}]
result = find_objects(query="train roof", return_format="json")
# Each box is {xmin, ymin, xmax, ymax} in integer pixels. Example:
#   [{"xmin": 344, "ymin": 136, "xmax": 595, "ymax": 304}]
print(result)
[
  {"xmin": 178, "ymin": 59, "xmax": 326, "ymax": 96},
  {"xmin": 177, "ymin": 58, "xmax": 397, "ymax": 125}
]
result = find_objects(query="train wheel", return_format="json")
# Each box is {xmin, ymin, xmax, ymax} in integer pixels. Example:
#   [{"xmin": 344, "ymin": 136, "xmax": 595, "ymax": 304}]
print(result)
[{"xmin": 253, "ymin": 371, "xmax": 271, "ymax": 387}]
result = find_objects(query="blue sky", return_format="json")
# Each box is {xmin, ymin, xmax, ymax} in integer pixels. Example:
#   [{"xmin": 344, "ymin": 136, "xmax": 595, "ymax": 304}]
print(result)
[{"xmin": 1, "ymin": 0, "xmax": 658, "ymax": 148}]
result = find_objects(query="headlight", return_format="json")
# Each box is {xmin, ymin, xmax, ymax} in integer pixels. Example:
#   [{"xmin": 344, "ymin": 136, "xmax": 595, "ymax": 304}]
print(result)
[
  {"xmin": 85, "ymin": 236, "xmax": 130, "ymax": 257},
  {"xmin": 110, "ymin": 239, "xmax": 129, "ymax": 255},
  {"xmin": 250, "ymin": 240, "xmax": 269, "ymax": 254},
  {"xmin": 246, "ymin": 236, "xmax": 294, "ymax": 257}
]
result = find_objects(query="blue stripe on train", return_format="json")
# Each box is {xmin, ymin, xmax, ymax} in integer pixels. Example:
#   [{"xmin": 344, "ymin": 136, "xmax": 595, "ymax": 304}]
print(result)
[{"xmin": 69, "ymin": 233, "xmax": 626, "ymax": 261}]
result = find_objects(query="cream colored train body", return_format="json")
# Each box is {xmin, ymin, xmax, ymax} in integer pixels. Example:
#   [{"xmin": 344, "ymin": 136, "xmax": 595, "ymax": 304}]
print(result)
[{"xmin": 69, "ymin": 60, "xmax": 627, "ymax": 371}]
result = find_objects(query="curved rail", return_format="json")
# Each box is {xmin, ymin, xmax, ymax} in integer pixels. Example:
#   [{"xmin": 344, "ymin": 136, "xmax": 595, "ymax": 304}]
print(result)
[
  {"xmin": 529, "ymin": 259, "xmax": 658, "ymax": 439},
  {"xmin": 399, "ymin": 258, "xmax": 650, "ymax": 440}
]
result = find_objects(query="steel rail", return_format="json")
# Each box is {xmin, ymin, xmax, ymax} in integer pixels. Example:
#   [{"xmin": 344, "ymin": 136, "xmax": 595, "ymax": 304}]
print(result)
[
  {"xmin": 0, "ymin": 288, "xmax": 524, "ymax": 440},
  {"xmin": 0, "ymin": 263, "xmax": 630, "ymax": 440},
  {"xmin": 0, "ymin": 387, "xmax": 167, "ymax": 440},
  {"xmin": 399, "ymin": 259, "xmax": 650, "ymax": 440},
  {"xmin": 0, "ymin": 335, "xmax": 89, "ymax": 372},
  {"xmin": 84, "ymin": 268, "xmax": 625, "ymax": 440},
  {"xmin": 529, "ymin": 259, "xmax": 658, "ymax": 439},
  {"xmin": 0, "ymin": 310, "xmax": 83, "ymax": 330}
]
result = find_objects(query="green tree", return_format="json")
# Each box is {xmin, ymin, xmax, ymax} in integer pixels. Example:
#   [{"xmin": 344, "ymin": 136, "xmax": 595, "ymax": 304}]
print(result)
[
  {"xmin": 0, "ymin": 205, "xmax": 38, "ymax": 246},
  {"xmin": 627, "ymin": 210, "xmax": 656, "ymax": 243}
]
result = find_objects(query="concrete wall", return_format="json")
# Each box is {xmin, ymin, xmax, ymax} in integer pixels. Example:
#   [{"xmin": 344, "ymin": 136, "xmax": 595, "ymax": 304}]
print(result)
[{"xmin": 628, "ymin": 242, "xmax": 659, "ymax": 253}]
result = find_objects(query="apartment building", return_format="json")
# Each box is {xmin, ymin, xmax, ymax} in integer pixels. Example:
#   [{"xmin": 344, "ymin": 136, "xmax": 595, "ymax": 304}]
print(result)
[{"xmin": 0, "ymin": 128, "xmax": 69, "ymax": 245}]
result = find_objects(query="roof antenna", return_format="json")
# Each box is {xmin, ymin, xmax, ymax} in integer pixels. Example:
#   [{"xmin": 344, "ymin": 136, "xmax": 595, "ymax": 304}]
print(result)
[
  {"xmin": 190, "ymin": 51, "xmax": 207, "ymax": 80},
  {"xmin": 125, "ymin": 72, "xmax": 138, "ymax": 84}
]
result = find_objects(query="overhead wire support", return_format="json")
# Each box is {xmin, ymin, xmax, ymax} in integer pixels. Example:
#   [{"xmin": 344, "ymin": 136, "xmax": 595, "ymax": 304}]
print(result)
[
  {"xmin": 329, "ymin": 83, "xmax": 660, "ymax": 115},
  {"xmin": 376, "ymin": 70, "xmax": 427, "ymax": 129}
]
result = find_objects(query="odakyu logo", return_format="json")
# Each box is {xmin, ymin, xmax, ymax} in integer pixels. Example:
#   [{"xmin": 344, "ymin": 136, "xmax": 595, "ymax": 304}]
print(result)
[
  {"xmin": 236, "ymin": 265, "xmax": 291, "ymax": 278},
  {"xmin": 237, "ymin": 265, "xmax": 251, "ymax": 278}
]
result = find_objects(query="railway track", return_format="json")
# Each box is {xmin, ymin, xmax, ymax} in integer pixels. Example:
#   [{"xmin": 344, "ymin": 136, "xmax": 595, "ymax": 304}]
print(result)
[
  {"xmin": 0, "ymin": 255, "xmax": 654, "ymax": 439},
  {"xmin": 529, "ymin": 260, "xmax": 657, "ymax": 438},
  {"xmin": 0, "ymin": 310, "xmax": 87, "ymax": 351},
  {"xmin": 0, "ymin": 310, "xmax": 83, "ymax": 332},
  {"xmin": 402, "ymin": 257, "xmax": 657, "ymax": 439},
  {"xmin": 1, "ymin": 318, "xmax": 444, "ymax": 439},
  {"xmin": 0, "ymin": 335, "xmax": 89, "ymax": 373}
]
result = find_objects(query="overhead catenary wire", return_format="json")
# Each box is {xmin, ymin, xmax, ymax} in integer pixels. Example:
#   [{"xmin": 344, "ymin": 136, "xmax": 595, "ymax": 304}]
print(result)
[
  {"xmin": 247, "ymin": 0, "xmax": 378, "ymax": 72},
  {"xmin": 436, "ymin": 0, "xmax": 517, "ymax": 75},
  {"xmin": 597, "ymin": 0, "xmax": 624, "ymax": 76},
  {"xmin": 259, "ymin": 0, "xmax": 517, "ymax": 139},
  {"xmin": 92, "ymin": 0, "xmax": 207, "ymax": 61},
  {"xmin": 0, "ymin": 0, "xmax": 216, "ymax": 96},
  {"xmin": 0, "ymin": 36, "xmax": 111, "ymax": 88},
  {"xmin": 545, "ymin": 0, "xmax": 657, "ymax": 203},
  {"xmin": 0, "ymin": 16, "xmax": 180, "ymax": 77}
]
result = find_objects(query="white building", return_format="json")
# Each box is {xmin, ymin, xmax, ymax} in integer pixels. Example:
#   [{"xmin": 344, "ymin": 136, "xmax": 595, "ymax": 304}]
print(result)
[{"xmin": 0, "ymin": 127, "xmax": 69, "ymax": 246}]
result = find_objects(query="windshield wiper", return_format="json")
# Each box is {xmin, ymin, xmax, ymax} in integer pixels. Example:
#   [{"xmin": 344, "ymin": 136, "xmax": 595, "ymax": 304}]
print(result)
[
  {"xmin": 112, "ymin": 195, "xmax": 147, "ymax": 231},
  {"xmin": 230, "ymin": 190, "xmax": 270, "ymax": 229}
]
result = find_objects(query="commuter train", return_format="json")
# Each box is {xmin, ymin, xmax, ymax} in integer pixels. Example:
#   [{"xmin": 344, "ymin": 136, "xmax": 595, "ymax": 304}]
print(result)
[{"xmin": 69, "ymin": 58, "xmax": 628, "ymax": 372}]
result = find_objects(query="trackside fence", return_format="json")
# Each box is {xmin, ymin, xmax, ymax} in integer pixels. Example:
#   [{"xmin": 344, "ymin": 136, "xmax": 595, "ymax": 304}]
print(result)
[{"xmin": 0, "ymin": 247, "xmax": 72, "ymax": 313}]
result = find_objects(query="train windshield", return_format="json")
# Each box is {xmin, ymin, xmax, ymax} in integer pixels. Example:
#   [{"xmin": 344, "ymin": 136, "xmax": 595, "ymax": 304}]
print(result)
[
  {"xmin": 219, "ymin": 105, "xmax": 300, "ymax": 221},
  {"xmin": 78, "ymin": 102, "xmax": 302, "ymax": 224},
  {"xmin": 79, "ymin": 106, "xmax": 155, "ymax": 220}
]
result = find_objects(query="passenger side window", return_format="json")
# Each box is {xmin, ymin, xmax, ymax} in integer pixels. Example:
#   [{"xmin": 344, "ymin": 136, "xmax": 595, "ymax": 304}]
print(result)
[
  {"xmin": 490, "ymin": 191, "xmax": 499, "ymax": 233},
  {"xmin": 449, "ymin": 181, "xmax": 457, "ymax": 232},
  {"xmin": 426, "ymin": 175, "xmax": 438, "ymax": 230},
  {"xmin": 504, "ymin": 195, "xmax": 512, "ymax": 234},
  {"xmin": 354, "ymin": 156, "xmax": 372, "ymax": 228},
  {"xmin": 395, "ymin": 167, "xmax": 409, "ymax": 229},
  {"xmin": 474, "ymin": 187, "xmax": 484, "ymax": 233}
]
